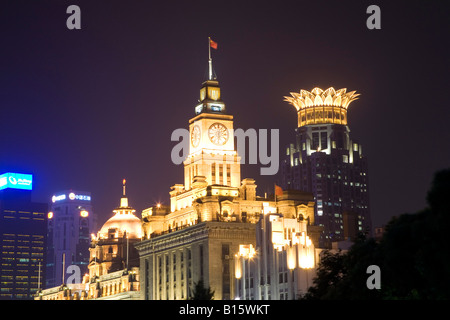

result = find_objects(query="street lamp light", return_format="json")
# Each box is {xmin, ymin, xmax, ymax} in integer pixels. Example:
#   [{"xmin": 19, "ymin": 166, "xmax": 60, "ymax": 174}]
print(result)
[{"xmin": 235, "ymin": 244, "xmax": 256, "ymax": 300}]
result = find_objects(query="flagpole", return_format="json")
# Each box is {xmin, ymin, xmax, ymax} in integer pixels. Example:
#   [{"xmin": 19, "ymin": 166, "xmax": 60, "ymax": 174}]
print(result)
[
  {"xmin": 208, "ymin": 36, "xmax": 211, "ymax": 61},
  {"xmin": 208, "ymin": 36, "xmax": 212, "ymax": 80}
]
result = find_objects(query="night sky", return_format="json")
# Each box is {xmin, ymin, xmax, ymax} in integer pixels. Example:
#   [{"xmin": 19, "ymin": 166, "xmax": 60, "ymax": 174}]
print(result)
[{"xmin": 1, "ymin": 1, "xmax": 449, "ymax": 230}]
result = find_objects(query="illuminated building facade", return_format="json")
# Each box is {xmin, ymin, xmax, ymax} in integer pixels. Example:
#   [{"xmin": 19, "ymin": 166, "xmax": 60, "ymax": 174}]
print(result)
[
  {"xmin": 281, "ymin": 87, "xmax": 371, "ymax": 248},
  {"xmin": 35, "ymin": 267, "xmax": 140, "ymax": 300},
  {"xmin": 88, "ymin": 181, "xmax": 141, "ymax": 280},
  {"xmin": 234, "ymin": 196, "xmax": 321, "ymax": 300},
  {"xmin": 136, "ymin": 56, "xmax": 321, "ymax": 300},
  {"xmin": 0, "ymin": 172, "xmax": 47, "ymax": 300},
  {"xmin": 46, "ymin": 190, "xmax": 95, "ymax": 288},
  {"xmin": 35, "ymin": 181, "xmax": 140, "ymax": 300}
]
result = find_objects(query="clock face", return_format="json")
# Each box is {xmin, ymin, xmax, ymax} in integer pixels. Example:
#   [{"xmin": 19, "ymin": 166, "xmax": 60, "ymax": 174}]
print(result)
[
  {"xmin": 208, "ymin": 123, "xmax": 229, "ymax": 145},
  {"xmin": 191, "ymin": 125, "xmax": 201, "ymax": 147}
]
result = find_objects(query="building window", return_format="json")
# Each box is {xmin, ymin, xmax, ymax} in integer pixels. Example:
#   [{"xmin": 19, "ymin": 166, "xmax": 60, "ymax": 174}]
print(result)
[
  {"xmin": 312, "ymin": 132, "xmax": 319, "ymax": 150},
  {"xmin": 320, "ymin": 131, "xmax": 328, "ymax": 150}
]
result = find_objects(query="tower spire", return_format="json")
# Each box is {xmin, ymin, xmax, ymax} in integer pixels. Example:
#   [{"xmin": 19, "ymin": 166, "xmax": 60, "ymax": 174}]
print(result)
[
  {"xmin": 196, "ymin": 38, "xmax": 224, "ymax": 115},
  {"xmin": 208, "ymin": 37, "xmax": 213, "ymax": 80},
  {"xmin": 120, "ymin": 179, "xmax": 129, "ymax": 208}
]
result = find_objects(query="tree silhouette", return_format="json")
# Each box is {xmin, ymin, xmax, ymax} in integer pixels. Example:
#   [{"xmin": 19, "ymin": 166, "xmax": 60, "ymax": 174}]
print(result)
[
  {"xmin": 189, "ymin": 280, "xmax": 215, "ymax": 300},
  {"xmin": 302, "ymin": 168, "xmax": 450, "ymax": 300}
]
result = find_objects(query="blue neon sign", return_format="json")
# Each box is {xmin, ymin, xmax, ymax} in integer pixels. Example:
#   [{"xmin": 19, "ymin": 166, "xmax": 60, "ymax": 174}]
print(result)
[
  {"xmin": 0, "ymin": 172, "xmax": 33, "ymax": 191},
  {"xmin": 51, "ymin": 192, "xmax": 91, "ymax": 203}
]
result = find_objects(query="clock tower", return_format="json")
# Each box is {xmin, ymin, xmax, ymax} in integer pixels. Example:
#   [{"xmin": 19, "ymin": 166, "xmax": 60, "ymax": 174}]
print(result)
[
  {"xmin": 184, "ymin": 70, "xmax": 241, "ymax": 190},
  {"xmin": 138, "ymin": 43, "xmax": 322, "ymax": 301}
]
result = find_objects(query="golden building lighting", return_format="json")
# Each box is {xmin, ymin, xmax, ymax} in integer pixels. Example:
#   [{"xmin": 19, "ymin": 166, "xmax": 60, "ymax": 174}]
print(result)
[
  {"xmin": 284, "ymin": 87, "xmax": 360, "ymax": 127},
  {"xmin": 234, "ymin": 258, "xmax": 242, "ymax": 280},
  {"xmin": 234, "ymin": 244, "xmax": 256, "ymax": 279},
  {"xmin": 286, "ymin": 245, "xmax": 297, "ymax": 270},
  {"xmin": 298, "ymin": 231, "xmax": 315, "ymax": 269},
  {"xmin": 80, "ymin": 210, "xmax": 89, "ymax": 218},
  {"xmin": 238, "ymin": 244, "xmax": 256, "ymax": 259}
]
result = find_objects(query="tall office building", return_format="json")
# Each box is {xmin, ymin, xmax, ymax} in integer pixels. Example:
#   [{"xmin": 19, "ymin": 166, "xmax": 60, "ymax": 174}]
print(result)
[
  {"xmin": 0, "ymin": 172, "xmax": 47, "ymax": 300},
  {"xmin": 46, "ymin": 190, "xmax": 95, "ymax": 288},
  {"xmin": 281, "ymin": 87, "xmax": 371, "ymax": 248}
]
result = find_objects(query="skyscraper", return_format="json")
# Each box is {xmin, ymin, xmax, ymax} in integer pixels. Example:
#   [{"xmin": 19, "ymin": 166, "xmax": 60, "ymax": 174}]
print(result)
[
  {"xmin": 0, "ymin": 172, "xmax": 47, "ymax": 300},
  {"xmin": 46, "ymin": 190, "xmax": 95, "ymax": 288},
  {"xmin": 281, "ymin": 87, "xmax": 371, "ymax": 248}
]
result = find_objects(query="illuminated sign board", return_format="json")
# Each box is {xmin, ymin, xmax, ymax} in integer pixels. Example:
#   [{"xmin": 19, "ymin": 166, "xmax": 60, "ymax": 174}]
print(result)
[
  {"xmin": 52, "ymin": 194, "xmax": 66, "ymax": 202},
  {"xmin": 52, "ymin": 192, "xmax": 91, "ymax": 203},
  {"xmin": 0, "ymin": 172, "xmax": 33, "ymax": 191}
]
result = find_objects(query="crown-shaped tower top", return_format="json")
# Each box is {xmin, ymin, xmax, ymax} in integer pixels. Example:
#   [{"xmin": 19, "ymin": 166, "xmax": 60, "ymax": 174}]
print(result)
[{"xmin": 284, "ymin": 87, "xmax": 360, "ymax": 127}]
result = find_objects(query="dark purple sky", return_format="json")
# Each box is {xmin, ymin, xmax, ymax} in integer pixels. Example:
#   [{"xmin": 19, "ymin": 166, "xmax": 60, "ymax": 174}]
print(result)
[{"xmin": 1, "ymin": 1, "xmax": 449, "ymax": 229}]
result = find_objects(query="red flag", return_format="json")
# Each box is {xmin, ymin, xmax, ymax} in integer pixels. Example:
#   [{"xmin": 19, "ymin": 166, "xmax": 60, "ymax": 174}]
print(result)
[
  {"xmin": 275, "ymin": 184, "xmax": 283, "ymax": 196},
  {"xmin": 210, "ymin": 39, "xmax": 218, "ymax": 50}
]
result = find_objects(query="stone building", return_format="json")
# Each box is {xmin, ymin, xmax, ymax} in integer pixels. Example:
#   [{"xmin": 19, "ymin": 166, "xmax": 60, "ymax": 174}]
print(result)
[
  {"xmin": 136, "ymin": 56, "xmax": 321, "ymax": 300},
  {"xmin": 235, "ymin": 192, "xmax": 322, "ymax": 300}
]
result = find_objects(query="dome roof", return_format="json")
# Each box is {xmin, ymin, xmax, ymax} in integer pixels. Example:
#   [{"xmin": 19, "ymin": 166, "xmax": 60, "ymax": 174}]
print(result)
[
  {"xmin": 98, "ymin": 200, "xmax": 142, "ymax": 239},
  {"xmin": 97, "ymin": 181, "xmax": 142, "ymax": 239}
]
